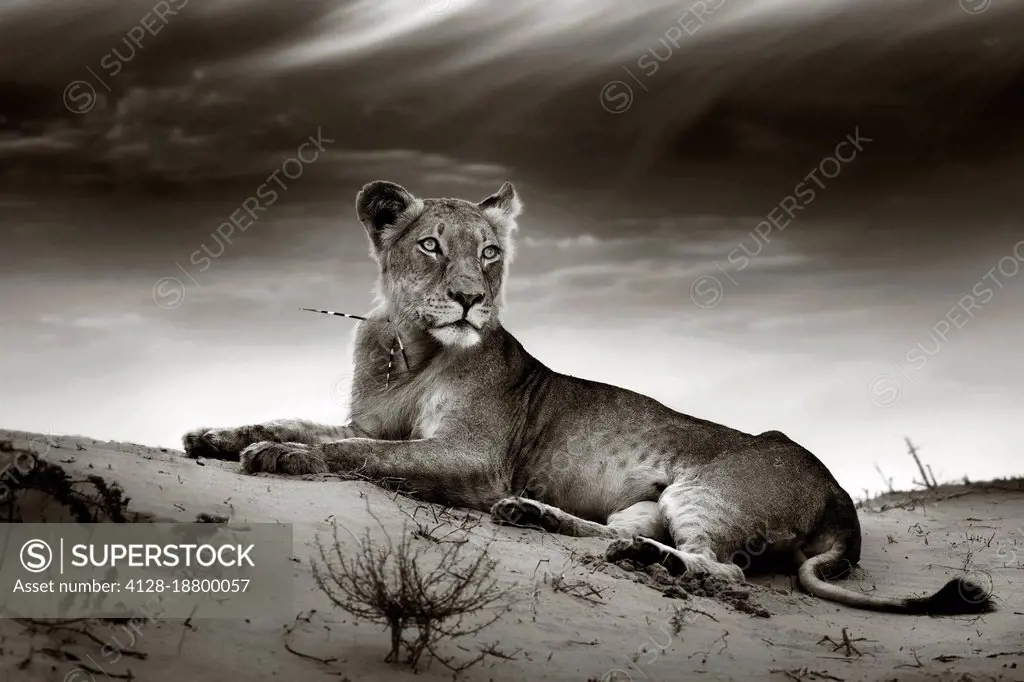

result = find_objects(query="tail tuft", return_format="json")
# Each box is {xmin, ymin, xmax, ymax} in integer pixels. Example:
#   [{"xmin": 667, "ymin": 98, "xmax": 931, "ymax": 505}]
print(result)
[
  {"xmin": 799, "ymin": 542, "xmax": 997, "ymax": 614},
  {"xmin": 904, "ymin": 577, "xmax": 994, "ymax": 615}
]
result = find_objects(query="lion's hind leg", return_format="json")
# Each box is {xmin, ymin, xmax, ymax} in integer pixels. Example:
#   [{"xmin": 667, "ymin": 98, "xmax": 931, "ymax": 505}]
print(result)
[
  {"xmin": 606, "ymin": 501, "xmax": 669, "ymax": 541},
  {"xmin": 605, "ymin": 480, "xmax": 745, "ymax": 581},
  {"xmin": 491, "ymin": 498, "xmax": 665, "ymax": 539},
  {"xmin": 491, "ymin": 497, "xmax": 617, "ymax": 537}
]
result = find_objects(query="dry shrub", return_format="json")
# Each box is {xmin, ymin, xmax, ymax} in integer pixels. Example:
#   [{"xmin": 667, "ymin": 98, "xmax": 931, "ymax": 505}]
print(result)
[{"xmin": 311, "ymin": 510, "xmax": 515, "ymax": 673}]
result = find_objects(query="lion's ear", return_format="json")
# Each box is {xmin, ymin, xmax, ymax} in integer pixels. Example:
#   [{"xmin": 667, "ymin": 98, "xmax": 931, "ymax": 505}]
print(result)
[
  {"xmin": 478, "ymin": 182, "xmax": 522, "ymax": 227},
  {"xmin": 355, "ymin": 180, "xmax": 424, "ymax": 254}
]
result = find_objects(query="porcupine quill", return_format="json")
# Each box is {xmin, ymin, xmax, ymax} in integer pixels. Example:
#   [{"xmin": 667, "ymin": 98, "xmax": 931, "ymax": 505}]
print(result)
[{"xmin": 300, "ymin": 308, "xmax": 408, "ymax": 389}]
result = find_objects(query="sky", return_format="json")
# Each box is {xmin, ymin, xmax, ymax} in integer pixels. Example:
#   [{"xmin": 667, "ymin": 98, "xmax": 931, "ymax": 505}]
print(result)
[{"xmin": 1, "ymin": 0, "xmax": 1023, "ymax": 496}]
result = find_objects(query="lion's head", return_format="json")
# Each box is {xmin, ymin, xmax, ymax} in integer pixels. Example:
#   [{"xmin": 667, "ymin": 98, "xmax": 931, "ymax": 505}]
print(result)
[{"xmin": 356, "ymin": 180, "xmax": 522, "ymax": 349}]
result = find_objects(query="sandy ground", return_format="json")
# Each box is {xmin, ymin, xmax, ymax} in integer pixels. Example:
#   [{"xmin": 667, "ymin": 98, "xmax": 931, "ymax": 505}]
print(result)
[{"xmin": 0, "ymin": 428, "xmax": 1021, "ymax": 682}]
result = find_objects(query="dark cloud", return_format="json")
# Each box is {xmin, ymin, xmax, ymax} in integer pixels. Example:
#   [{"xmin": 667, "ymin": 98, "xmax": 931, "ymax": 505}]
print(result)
[{"xmin": 0, "ymin": 0, "xmax": 1021, "ymax": 209}]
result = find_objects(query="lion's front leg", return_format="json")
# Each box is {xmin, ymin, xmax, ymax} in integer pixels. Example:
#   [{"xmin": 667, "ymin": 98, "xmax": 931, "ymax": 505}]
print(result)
[
  {"xmin": 183, "ymin": 419, "xmax": 367, "ymax": 461},
  {"xmin": 245, "ymin": 437, "xmax": 507, "ymax": 509}
]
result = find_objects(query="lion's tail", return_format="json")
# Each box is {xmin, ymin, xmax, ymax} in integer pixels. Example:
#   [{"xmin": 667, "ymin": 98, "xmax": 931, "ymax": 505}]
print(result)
[{"xmin": 797, "ymin": 541, "xmax": 994, "ymax": 614}]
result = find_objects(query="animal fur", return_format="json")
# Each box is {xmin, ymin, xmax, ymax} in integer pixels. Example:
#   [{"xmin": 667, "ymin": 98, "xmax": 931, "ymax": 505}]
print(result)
[{"xmin": 184, "ymin": 180, "xmax": 993, "ymax": 615}]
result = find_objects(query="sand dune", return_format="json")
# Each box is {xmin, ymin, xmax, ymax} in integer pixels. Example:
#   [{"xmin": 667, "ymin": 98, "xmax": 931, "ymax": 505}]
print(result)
[{"xmin": 1, "ymin": 428, "xmax": 1021, "ymax": 681}]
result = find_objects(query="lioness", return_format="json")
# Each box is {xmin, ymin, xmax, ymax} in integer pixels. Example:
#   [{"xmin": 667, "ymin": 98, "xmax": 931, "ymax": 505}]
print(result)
[{"xmin": 184, "ymin": 180, "xmax": 990, "ymax": 614}]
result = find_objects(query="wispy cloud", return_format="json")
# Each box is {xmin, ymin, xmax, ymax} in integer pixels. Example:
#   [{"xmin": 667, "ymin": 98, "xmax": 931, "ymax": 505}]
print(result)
[
  {"xmin": 40, "ymin": 312, "xmax": 145, "ymax": 328},
  {"xmin": 522, "ymin": 234, "xmax": 602, "ymax": 249}
]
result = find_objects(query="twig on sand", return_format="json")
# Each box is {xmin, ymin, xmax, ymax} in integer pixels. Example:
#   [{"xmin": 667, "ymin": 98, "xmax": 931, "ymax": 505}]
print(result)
[
  {"xmin": 688, "ymin": 630, "xmax": 730, "ymax": 665},
  {"xmin": 457, "ymin": 641, "xmax": 521, "ymax": 662},
  {"xmin": 177, "ymin": 604, "xmax": 198, "ymax": 655},
  {"xmin": 671, "ymin": 604, "xmax": 719, "ymax": 633},
  {"xmin": 547, "ymin": 573, "xmax": 607, "ymax": 604},
  {"xmin": 15, "ymin": 619, "xmax": 148, "ymax": 660},
  {"xmin": 17, "ymin": 644, "xmax": 34, "ymax": 670},
  {"xmin": 906, "ymin": 437, "xmax": 936, "ymax": 490},
  {"xmin": 38, "ymin": 647, "xmax": 135, "ymax": 679},
  {"xmin": 895, "ymin": 648, "xmax": 926, "ymax": 668},
  {"xmin": 283, "ymin": 611, "xmax": 339, "ymax": 665},
  {"xmin": 770, "ymin": 667, "xmax": 844, "ymax": 681},
  {"xmin": 66, "ymin": 660, "xmax": 135, "ymax": 679},
  {"xmin": 816, "ymin": 627, "xmax": 867, "ymax": 658}
]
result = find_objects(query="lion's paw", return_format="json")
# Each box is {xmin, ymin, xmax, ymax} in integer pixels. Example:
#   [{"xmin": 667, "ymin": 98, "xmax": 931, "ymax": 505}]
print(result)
[
  {"xmin": 490, "ymin": 497, "xmax": 561, "ymax": 532},
  {"xmin": 183, "ymin": 426, "xmax": 255, "ymax": 460},
  {"xmin": 605, "ymin": 536, "xmax": 688, "ymax": 575},
  {"xmin": 240, "ymin": 441, "xmax": 329, "ymax": 476},
  {"xmin": 605, "ymin": 537, "xmax": 745, "ymax": 581}
]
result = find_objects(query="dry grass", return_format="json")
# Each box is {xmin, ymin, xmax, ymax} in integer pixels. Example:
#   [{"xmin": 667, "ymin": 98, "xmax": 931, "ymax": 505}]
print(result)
[{"xmin": 0, "ymin": 441, "xmax": 134, "ymax": 522}]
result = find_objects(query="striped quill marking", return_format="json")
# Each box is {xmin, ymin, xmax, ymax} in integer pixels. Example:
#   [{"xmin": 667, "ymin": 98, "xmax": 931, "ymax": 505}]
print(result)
[
  {"xmin": 300, "ymin": 307, "xmax": 368, "ymax": 321},
  {"xmin": 392, "ymin": 329, "xmax": 409, "ymax": 369},
  {"xmin": 386, "ymin": 342, "xmax": 396, "ymax": 390},
  {"xmin": 301, "ymin": 307, "xmax": 407, "ymax": 389}
]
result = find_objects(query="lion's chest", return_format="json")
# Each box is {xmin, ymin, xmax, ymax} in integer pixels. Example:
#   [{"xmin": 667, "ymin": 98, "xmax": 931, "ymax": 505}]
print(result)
[{"xmin": 412, "ymin": 385, "xmax": 451, "ymax": 439}]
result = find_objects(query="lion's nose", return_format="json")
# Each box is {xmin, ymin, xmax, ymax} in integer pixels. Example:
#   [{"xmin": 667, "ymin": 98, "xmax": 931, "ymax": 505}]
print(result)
[{"xmin": 447, "ymin": 289, "xmax": 484, "ymax": 314}]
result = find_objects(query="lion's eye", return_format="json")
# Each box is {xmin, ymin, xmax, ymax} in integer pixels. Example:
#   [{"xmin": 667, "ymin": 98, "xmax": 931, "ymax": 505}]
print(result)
[
  {"xmin": 418, "ymin": 237, "xmax": 441, "ymax": 254},
  {"xmin": 482, "ymin": 245, "xmax": 501, "ymax": 260}
]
